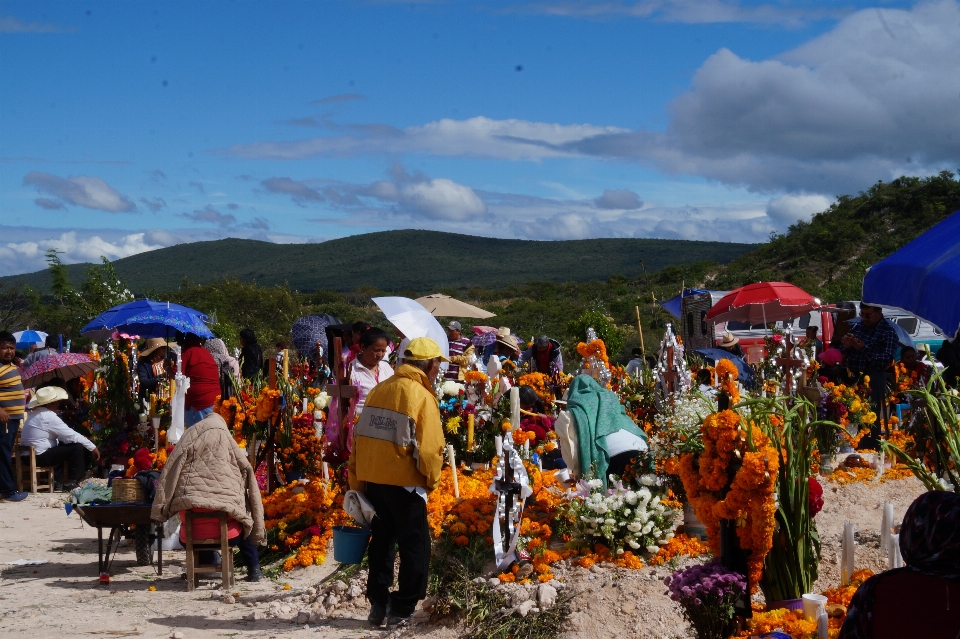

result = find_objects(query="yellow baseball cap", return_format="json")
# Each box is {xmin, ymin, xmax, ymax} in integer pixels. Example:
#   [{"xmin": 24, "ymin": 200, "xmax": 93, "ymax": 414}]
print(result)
[{"xmin": 403, "ymin": 337, "xmax": 451, "ymax": 362}]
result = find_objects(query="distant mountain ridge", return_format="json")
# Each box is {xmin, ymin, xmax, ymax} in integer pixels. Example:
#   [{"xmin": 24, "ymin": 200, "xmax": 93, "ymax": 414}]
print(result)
[{"xmin": 1, "ymin": 229, "xmax": 756, "ymax": 294}]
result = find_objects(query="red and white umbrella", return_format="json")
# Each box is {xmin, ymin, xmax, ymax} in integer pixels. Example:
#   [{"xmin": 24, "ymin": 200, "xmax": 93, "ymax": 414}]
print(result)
[
  {"xmin": 20, "ymin": 352, "xmax": 98, "ymax": 389},
  {"xmin": 705, "ymin": 282, "xmax": 820, "ymax": 325}
]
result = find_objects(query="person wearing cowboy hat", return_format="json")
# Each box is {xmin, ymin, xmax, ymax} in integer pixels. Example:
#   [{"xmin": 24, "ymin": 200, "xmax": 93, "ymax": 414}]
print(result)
[
  {"xmin": 137, "ymin": 337, "xmax": 168, "ymax": 401},
  {"xmin": 21, "ymin": 386, "xmax": 100, "ymax": 491},
  {"xmin": 494, "ymin": 333, "xmax": 521, "ymax": 366},
  {"xmin": 718, "ymin": 332, "xmax": 746, "ymax": 358}
]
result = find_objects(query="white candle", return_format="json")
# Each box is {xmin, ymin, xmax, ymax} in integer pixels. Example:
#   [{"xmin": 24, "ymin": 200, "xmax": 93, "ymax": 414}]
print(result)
[
  {"xmin": 322, "ymin": 461, "xmax": 330, "ymax": 482},
  {"xmin": 524, "ymin": 439, "xmax": 530, "ymax": 457},
  {"xmin": 881, "ymin": 502, "xmax": 893, "ymax": 558},
  {"xmin": 818, "ymin": 611, "xmax": 829, "ymax": 639},
  {"xmin": 447, "ymin": 445, "xmax": 459, "ymax": 498},
  {"xmin": 510, "ymin": 386, "xmax": 520, "ymax": 432},
  {"xmin": 842, "ymin": 522, "xmax": 855, "ymax": 584},
  {"xmin": 302, "ymin": 397, "xmax": 309, "ymax": 414},
  {"xmin": 890, "ymin": 533, "xmax": 903, "ymax": 569},
  {"xmin": 495, "ymin": 436, "xmax": 503, "ymax": 458}
]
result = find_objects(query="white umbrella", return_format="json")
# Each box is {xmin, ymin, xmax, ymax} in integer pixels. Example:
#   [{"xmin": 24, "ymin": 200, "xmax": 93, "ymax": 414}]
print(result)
[
  {"xmin": 372, "ymin": 297, "xmax": 449, "ymax": 366},
  {"xmin": 414, "ymin": 294, "xmax": 496, "ymax": 319}
]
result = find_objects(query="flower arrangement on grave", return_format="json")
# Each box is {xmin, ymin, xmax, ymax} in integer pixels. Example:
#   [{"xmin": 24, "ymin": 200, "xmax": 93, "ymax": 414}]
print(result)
[
  {"xmin": 277, "ymin": 413, "xmax": 325, "ymax": 479},
  {"xmin": 569, "ymin": 478, "xmax": 676, "ymax": 557},
  {"xmin": 87, "ymin": 340, "xmax": 143, "ymax": 464},
  {"xmin": 821, "ymin": 380, "xmax": 876, "ymax": 448},
  {"xmin": 665, "ymin": 559, "xmax": 748, "ymax": 639},
  {"xmin": 677, "ymin": 408, "xmax": 779, "ymax": 591},
  {"xmin": 650, "ymin": 392, "xmax": 716, "ymax": 499}
]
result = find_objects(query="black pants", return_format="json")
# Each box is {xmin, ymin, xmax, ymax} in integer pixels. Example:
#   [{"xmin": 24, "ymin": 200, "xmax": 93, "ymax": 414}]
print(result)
[
  {"xmin": 198, "ymin": 534, "xmax": 260, "ymax": 572},
  {"xmin": 365, "ymin": 482, "xmax": 431, "ymax": 617},
  {"xmin": 36, "ymin": 443, "xmax": 87, "ymax": 482},
  {"xmin": 0, "ymin": 419, "xmax": 21, "ymax": 494}
]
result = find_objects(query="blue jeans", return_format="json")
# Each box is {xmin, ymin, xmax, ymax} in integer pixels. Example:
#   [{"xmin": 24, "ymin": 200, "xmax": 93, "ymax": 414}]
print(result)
[
  {"xmin": 0, "ymin": 418, "xmax": 22, "ymax": 494},
  {"xmin": 184, "ymin": 406, "xmax": 214, "ymax": 428}
]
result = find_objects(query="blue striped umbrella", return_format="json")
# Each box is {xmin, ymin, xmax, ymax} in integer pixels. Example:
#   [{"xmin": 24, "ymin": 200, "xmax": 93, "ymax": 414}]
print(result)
[{"xmin": 13, "ymin": 329, "xmax": 47, "ymax": 349}]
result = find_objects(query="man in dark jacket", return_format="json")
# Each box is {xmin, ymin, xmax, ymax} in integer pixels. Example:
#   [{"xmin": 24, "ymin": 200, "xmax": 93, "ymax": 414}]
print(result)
[
  {"xmin": 520, "ymin": 336, "xmax": 563, "ymax": 375},
  {"xmin": 938, "ymin": 331, "xmax": 960, "ymax": 388},
  {"xmin": 238, "ymin": 328, "xmax": 263, "ymax": 380}
]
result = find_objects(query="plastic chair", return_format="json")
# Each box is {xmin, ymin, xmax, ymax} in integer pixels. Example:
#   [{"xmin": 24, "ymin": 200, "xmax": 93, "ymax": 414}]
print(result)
[{"xmin": 183, "ymin": 510, "xmax": 235, "ymax": 592}]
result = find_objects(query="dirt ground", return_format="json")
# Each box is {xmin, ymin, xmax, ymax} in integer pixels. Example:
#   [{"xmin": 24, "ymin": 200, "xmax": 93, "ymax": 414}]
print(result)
[{"xmin": 0, "ymin": 468, "xmax": 927, "ymax": 639}]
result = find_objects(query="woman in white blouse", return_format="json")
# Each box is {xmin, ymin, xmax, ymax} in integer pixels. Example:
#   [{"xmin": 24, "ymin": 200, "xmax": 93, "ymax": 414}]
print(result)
[
  {"xmin": 21, "ymin": 386, "xmax": 100, "ymax": 490},
  {"xmin": 349, "ymin": 327, "xmax": 394, "ymax": 414}
]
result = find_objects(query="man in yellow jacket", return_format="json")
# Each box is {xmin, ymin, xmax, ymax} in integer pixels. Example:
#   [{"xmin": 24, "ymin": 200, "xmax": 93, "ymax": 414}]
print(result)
[{"xmin": 348, "ymin": 337, "xmax": 448, "ymax": 627}]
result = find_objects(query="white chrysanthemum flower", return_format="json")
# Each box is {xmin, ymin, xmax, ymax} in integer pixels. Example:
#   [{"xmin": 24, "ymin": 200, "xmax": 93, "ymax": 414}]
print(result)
[
  {"xmin": 627, "ymin": 522, "xmax": 641, "ymax": 533},
  {"xmin": 628, "ymin": 539, "xmax": 640, "ymax": 549},
  {"xmin": 625, "ymin": 490, "xmax": 638, "ymax": 505},
  {"xmin": 640, "ymin": 474, "xmax": 657, "ymax": 486},
  {"xmin": 604, "ymin": 518, "xmax": 616, "ymax": 526},
  {"xmin": 588, "ymin": 479, "xmax": 603, "ymax": 489},
  {"xmin": 646, "ymin": 545, "xmax": 659, "ymax": 554}
]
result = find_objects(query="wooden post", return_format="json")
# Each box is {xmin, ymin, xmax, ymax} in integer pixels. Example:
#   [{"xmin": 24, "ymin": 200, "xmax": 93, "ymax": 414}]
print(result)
[
  {"xmin": 266, "ymin": 358, "xmax": 277, "ymax": 494},
  {"xmin": 635, "ymin": 306, "xmax": 646, "ymax": 355},
  {"xmin": 323, "ymin": 337, "xmax": 357, "ymax": 451}
]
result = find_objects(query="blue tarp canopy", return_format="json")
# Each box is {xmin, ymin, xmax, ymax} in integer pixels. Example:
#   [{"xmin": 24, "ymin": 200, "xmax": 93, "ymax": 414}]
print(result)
[
  {"xmin": 660, "ymin": 288, "xmax": 711, "ymax": 319},
  {"xmin": 863, "ymin": 209, "xmax": 960, "ymax": 338}
]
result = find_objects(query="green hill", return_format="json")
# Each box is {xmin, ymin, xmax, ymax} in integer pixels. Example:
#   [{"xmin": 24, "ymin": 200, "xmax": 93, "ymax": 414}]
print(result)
[
  {"xmin": 713, "ymin": 171, "xmax": 960, "ymax": 300},
  {"xmin": 1, "ymin": 230, "xmax": 755, "ymax": 294}
]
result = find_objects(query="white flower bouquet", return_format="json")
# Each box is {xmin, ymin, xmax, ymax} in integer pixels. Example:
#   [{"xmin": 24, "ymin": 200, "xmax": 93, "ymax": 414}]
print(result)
[{"xmin": 570, "ymin": 479, "xmax": 676, "ymax": 555}]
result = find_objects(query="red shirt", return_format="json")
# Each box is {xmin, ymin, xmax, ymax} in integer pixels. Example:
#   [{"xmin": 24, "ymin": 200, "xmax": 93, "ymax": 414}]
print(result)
[{"xmin": 182, "ymin": 343, "xmax": 220, "ymax": 410}]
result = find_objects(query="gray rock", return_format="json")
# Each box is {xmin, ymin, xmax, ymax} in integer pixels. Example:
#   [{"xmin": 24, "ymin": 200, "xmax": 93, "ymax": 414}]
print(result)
[
  {"xmin": 243, "ymin": 611, "xmax": 264, "ymax": 621},
  {"xmin": 516, "ymin": 563, "xmax": 535, "ymax": 581},
  {"xmin": 537, "ymin": 583, "xmax": 557, "ymax": 608},
  {"xmin": 487, "ymin": 577, "xmax": 501, "ymax": 588},
  {"xmin": 346, "ymin": 585, "xmax": 363, "ymax": 600},
  {"xmin": 171, "ymin": 633, "xmax": 185, "ymax": 639},
  {"xmin": 332, "ymin": 579, "xmax": 348, "ymax": 593},
  {"xmin": 324, "ymin": 593, "xmax": 339, "ymax": 608},
  {"xmin": 220, "ymin": 595, "xmax": 235, "ymax": 604},
  {"xmin": 279, "ymin": 604, "xmax": 292, "ymax": 614},
  {"xmin": 308, "ymin": 611, "xmax": 326, "ymax": 624},
  {"xmin": 305, "ymin": 587, "xmax": 317, "ymax": 597},
  {"xmin": 296, "ymin": 610, "xmax": 310, "ymax": 624},
  {"xmin": 516, "ymin": 600, "xmax": 537, "ymax": 617},
  {"xmin": 508, "ymin": 587, "xmax": 530, "ymax": 607}
]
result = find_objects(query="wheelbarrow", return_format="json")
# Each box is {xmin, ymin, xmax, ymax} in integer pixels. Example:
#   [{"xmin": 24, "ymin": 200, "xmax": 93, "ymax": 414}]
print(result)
[{"xmin": 74, "ymin": 504, "xmax": 164, "ymax": 576}]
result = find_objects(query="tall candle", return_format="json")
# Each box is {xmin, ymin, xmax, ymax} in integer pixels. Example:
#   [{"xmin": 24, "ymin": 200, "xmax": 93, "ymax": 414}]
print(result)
[
  {"xmin": 494, "ymin": 436, "xmax": 503, "ymax": 458},
  {"xmin": 524, "ymin": 439, "xmax": 530, "ymax": 457},
  {"xmin": 149, "ymin": 393, "xmax": 157, "ymax": 417},
  {"xmin": 510, "ymin": 386, "xmax": 520, "ymax": 432},
  {"xmin": 818, "ymin": 612, "xmax": 829, "ymax": 639},
  {"xmin": 302, "ymin": 396, "xmax": 309, "ymax": 414},
  {"xmin": 447, "ymin": 445, "xmax": 459, "ymax": 498},
  {"xmin": 842, "ymin": 522, "xmax": 855, "ymax": 585},
  {"xmin": 282, "ymin": 349, "xmax": 289, "ymax": 379},
  {"xmin": 322, "ymin": 461, "xmax": 330, "ymax": 482},
  {"xmin": 466, "ymin": 414, "xmax": 475, "ymax": 451},
  {"xmin": 881, "ymin": 502, "xmax": 893, "ymax": 558}
]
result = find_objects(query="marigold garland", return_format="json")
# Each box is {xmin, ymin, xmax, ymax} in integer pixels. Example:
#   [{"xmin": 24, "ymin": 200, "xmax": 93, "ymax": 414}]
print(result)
[
  {"xmin": 649, "ymin": 533, "xmax": 709, "ymax": 565},
  {"xmin": 517, "ymin": 371, "xmax": 554, "ymax": 405},
  {"xmin": 576, "ymin": 339, "xmax": 609, "ymax": 364}
]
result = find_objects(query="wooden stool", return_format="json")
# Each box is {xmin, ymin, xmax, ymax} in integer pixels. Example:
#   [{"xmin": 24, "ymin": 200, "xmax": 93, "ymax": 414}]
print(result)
[
  {"xmin": 17, "ymin": 438, "xmax": 67, "ymax": 493},
  {"xmin": 183, "ymin": 511, "xmax": 235, "ymax": 591}
]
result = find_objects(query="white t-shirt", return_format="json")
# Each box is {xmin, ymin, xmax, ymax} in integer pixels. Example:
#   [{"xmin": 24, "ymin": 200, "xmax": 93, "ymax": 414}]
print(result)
[{"xmin": 21, "ymin": 407, "xmax": 96, "ymax": 455}]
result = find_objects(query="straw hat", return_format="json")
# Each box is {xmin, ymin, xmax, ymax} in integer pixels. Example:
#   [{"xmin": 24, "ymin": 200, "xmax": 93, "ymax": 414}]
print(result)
[
  {"xmin": 496, "ymin": 334, "xmax": 520, "ymax": 352},
  {"xmin": 719, "ymin": 332, "xmax": 740, "ymax": 348},
  {"xmin": 27, "ymin": 386, "xmax": 69, "ymax": 409},
  {"xmin": 139, "ymin": 337, "xmax": 167, "ymax": 358}
]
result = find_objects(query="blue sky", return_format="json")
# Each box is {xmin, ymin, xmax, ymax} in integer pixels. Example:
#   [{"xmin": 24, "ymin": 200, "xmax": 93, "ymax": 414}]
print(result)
[{"xmin": 1, "ymin": 0, "xmax": 958, "ymax": 275}]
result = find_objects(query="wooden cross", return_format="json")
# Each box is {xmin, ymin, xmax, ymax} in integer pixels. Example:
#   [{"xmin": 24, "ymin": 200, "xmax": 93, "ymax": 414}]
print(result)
[
  {"xmin": 322, "ymin": 336, "xmax": 357, "ymax": 450},
  {"xmin": 255, "ymin": 358, "xmax": 281, "ymax": 494},
  {"xmin": 774, "ymin": 336, "xmax": 807, "ymax": 396}
]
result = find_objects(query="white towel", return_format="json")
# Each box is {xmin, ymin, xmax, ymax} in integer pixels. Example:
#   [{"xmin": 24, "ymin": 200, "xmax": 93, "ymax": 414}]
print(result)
[{"xmin": 343, "ymin": 490, "xmax": 376, "ymax": 527}]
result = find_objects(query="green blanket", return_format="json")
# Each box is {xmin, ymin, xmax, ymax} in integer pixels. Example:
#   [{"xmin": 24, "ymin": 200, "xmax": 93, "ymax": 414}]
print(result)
[{"xmin": 566, "ymin": 374, "xmax": 647, "ymax": 487}]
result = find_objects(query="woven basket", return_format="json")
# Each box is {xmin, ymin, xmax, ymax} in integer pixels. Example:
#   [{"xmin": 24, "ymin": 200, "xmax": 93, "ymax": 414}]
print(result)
[{"xmin": 111, "ymin": 478, "xmax": 146, "ymax": 503}]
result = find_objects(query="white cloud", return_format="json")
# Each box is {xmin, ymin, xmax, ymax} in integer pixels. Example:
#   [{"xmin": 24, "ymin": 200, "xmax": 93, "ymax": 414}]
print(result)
[
  {"xmin": 519, "ymin": 0, "xmax": 846, "ymax": 26},
  {"xmin": 23, "ymin": 172, "xmax": 137, "ymax": 213},
  {"xmin": 398, "ymin": 179, "xmax": 487, "ymax": 220},
  {"xmin": 0, "ymin": 231, "xmax": 166, "ymax": 276},
  {"xmin": 222, "ymin": 116, "xmax": 627, "ymax": 161},
  {"xmin": 766, "ymin": 193, "xmax": 833, "ymax": 226}
]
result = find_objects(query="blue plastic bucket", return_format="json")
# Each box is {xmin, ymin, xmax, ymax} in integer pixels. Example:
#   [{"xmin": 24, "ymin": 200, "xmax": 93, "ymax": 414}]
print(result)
[{"xmin": 332, "ymin": 525, "xmax": 371, "ymax": 564}]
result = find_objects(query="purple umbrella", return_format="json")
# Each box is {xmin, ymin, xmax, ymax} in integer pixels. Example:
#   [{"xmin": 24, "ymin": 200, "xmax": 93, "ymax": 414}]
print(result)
[{"xmin": 20, "ymin": 352, "xmax": 98, "ymax": 389}]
